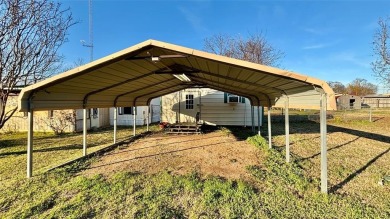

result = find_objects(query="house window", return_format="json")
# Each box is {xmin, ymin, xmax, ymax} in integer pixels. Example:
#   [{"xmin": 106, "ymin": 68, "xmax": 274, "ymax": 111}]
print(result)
[
  {"xmin": 118, "ymin": 107, "xmax": 135, "ymax": 115},
  {"xmin": 92, "ymin": 108, "xmax": 98, "ymax": 118},
  {"xmin": 185, "ymin": 94, "xmax": 194, "ymax": 109}
]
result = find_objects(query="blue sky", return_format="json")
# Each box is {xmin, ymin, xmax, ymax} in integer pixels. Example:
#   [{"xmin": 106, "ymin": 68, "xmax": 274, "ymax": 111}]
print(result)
[{"xmin": 59, "ymin": 0, "xmax": 390, "ymax": 93}]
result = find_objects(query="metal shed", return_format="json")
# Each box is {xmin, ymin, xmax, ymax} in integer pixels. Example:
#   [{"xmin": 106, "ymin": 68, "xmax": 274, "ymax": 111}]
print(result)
[
  {"xmin": 18, "ymin": 39, "xmax": 336, "ymax": 193},
  {"xmin": 336, "ymin": 94, "xmax": 362, "ymax": 110}
]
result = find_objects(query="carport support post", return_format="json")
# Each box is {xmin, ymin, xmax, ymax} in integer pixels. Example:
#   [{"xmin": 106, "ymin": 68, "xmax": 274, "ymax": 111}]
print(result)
[
  {"xmin": 251, "ymin": 105, "xmax": 255, "ymax": 133},
  {"xmin": 83, "ymin": 108, "xmax": 87, "ymax": 156},
  {"xmin": 113, "ymin": 107, "xmax": 117, "ymax": 144},
  {"xmin": 178, "ymin": 91, "xmax": 181, "ymax": 123},
  {"xmin": 27, "ymin": 109, "xmax": 33, "ymax": 178},
  {"xmin": 257, "ymin": 106, "xmax": 261, "ymax": 136},
  {"xmin": 320, "ymin": 92, "xmax": 328, "ymax": 194},
  {"xmin": 285, "ymin": 97, "xmax": 290, "ymax": 162},
  {"xmin": 147, "ymin": 105, "xmax": 150, "ymax": 131},
  {"xmin": 268, "ymin": 107, "xmax": 272, "ymax": 149},
  {"xmin": 133, "ymin": 106, "xmax": 136, "ymax": 136}
]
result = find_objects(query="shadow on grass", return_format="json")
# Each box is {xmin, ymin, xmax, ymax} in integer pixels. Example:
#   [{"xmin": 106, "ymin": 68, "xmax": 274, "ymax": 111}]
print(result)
[
  {"xmin": 0, "ymin": 131, "xmax": 96, "ymax": 150},
  {"xmin": 299, "ymin": 136, "xmax": 361, "ymax": 161},
  {"xmin": 330, "ymin": 147, "xmax": 390, "ymax": 193},
  {"xmin": 269, "ymin": 120, "xmax": 390, "ymax": 193},
  {"xmin": 0, "ymin": 138, "xmax": 117, "ymax": 157},
  {"xmin": 372, "ymin": 117, "xmax": 384, "ymax": 122},
  {"xmin": 220, "ymin": 126, "xmax": 257, "ymax": 141},
  {"xmin": 0, "ymin": 144, "xmax": 83, "ymax": 157},
  {"xmin": 328, "ymin": 125, "xmax": 390, "ymax": 144},
  {"xmin": 270, "ymin": 120, "xmax": 390, "ymax": 145},
  {"xmin": 0, "ymin": 139, "xmax": 26, "ymax": 149}
]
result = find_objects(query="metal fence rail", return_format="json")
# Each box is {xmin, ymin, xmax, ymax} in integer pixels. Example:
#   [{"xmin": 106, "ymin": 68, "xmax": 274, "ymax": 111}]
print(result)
[{"xmin": 268, "ymin": 107, "xmax": 390, "ymax": 123}]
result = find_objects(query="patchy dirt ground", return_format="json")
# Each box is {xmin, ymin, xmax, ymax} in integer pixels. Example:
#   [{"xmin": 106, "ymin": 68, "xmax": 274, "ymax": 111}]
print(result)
[{"xmin": 82, "ymin": 130, "xmax": 263, "ymax": 180}]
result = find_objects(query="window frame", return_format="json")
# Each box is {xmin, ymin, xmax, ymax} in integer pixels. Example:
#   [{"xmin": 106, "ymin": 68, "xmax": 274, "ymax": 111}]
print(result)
[
  {"xmin": 92, "ymin": 108, "xmax": 98, "ymax": 118},
  {"xmin": 185, "ymin": 94, "xmax": 194, "ymax": 109},
  {"xmin": 118, "ymin": 107, "xmax": 135, "ymax": 115}
]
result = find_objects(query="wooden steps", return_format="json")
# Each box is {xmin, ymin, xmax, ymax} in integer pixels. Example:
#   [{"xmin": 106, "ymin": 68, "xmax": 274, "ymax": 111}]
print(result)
[{"xmin": 165, "ymin": 123, "xmax": 202, "ymax": 134}]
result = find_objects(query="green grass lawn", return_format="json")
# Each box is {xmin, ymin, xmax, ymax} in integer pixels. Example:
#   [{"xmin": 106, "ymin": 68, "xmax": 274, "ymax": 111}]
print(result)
[
  {"xmin": 0, "ymin": 113, "xmax": 389, "ymax": 218},
  {"xmin": 0, "ymin": 125, "xmax": 159, "ymax": 187}
]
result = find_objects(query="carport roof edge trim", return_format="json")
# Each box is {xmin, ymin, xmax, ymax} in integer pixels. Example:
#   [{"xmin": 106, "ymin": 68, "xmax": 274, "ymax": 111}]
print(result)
[{"xmin": 18, "ymin": 39, "xmax": 336, "ymax": 111}]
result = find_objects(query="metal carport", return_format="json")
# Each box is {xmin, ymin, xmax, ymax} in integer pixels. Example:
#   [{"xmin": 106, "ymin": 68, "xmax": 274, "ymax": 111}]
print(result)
[{"xmin": 18, "ymin": 39, "xmax": 336, "ymax": 193}]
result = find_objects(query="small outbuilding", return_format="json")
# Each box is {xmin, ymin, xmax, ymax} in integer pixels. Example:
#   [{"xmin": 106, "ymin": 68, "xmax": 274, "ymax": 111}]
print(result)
[
  {"xmin": 362, "ymin": 94, "xmax": 390, "ymax": 108},
  {"xmin": 335, "ymin": 94, "xmax": 362, "ymax": 110}
]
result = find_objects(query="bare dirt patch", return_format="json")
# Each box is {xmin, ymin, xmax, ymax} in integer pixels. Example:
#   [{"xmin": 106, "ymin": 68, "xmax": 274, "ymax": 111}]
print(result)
[{"xmin": 82, "ymin": 130, "xmax": 262, "ymax": 180}]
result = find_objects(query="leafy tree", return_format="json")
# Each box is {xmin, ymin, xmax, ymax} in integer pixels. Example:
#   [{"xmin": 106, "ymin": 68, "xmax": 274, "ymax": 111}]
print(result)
[
  {"xmin": 204, "ymin": 33, "xmax": 284, "ymax": 66},
  {"xmin": 346, "ymin": 78, "xmax": 377, "ymax": 96},
  {"xmin": 328, "ymin": 81, "xmax": 347, "ymax": 94},
  {"xmin": 0, "ymin": 0, "xmax": 75, "ymax": 129},
  {"xmin": 372, "ymin": 17, "xmax": 390, "ymax": 86}
]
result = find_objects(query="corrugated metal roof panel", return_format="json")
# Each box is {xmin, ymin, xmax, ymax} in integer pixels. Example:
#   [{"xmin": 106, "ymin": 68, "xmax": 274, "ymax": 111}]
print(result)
[{"xmin": 18, "ymin": 39, "xmax": 336, "ymax": 112}]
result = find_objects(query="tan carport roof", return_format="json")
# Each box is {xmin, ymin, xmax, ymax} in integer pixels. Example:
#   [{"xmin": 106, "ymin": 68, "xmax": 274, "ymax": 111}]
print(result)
[{"xmin": 18, "ymin": 39, "xmax": 336, "ymax": 112}]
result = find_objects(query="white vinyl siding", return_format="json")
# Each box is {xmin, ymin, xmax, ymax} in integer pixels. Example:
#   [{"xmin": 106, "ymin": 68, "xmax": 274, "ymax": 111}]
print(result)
[
  {"xmin": 161, "ymin": 89, "xmax": 263, "ymax": 126},
  {"xmin": 109, "ymin": 98, "xmax": 161, "ymax": 126}
]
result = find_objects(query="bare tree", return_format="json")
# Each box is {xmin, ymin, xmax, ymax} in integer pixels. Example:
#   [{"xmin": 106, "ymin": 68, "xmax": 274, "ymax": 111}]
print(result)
[
  {"xmin": 0, "ymin": 0, "xmax": 74, "ymax": 129},
  {"xmin": 204, "ymin": 33, "xmax": 284, "ymax": 67},
  {"xmin": 372, "ymin": 17, "xmax": 390, "ymax": 86},
  {"xmin": 328, "ymin": 81, "xmax": 347, "ymax": 94},
  {"xmin": 43, "ymin": 110, "xmax": 75, "ymax": 135},
  {"xmin": 346, "ymin": 78, "xmax": 377, "ymax": 96}
]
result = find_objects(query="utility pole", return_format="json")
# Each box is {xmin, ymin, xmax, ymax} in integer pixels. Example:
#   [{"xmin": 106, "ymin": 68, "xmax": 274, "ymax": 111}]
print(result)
[
  {"xmin": 81, "ymin": 0, "xmax": 93, "ymax": 62},
  {"xmin": 81, "ymin": 0, "xmax": 94, "ymax": 154}
]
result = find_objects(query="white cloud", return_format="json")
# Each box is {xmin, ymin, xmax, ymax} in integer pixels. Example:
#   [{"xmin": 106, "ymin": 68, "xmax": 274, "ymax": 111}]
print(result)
[
  {"xmin": 302, "ymin": 40, "xmax": 340, "ymax": 50},
  {"xmin": 302, "ymin": 27, "xmax": 332, "ymax": 35},
  {"xmin": 303, "ymin": 28, "xmax": 325, "ymax": 35},
  {"xmin": 332, "ymin": 52, "xmax": 371, "ymax": 68},
  {"xmin": 178, "ymin": 6, "xmax": 208, "ymax": 34},
  {"xmin": 303, "ymin": 43, "xmax": 328, "ymax": 50}
]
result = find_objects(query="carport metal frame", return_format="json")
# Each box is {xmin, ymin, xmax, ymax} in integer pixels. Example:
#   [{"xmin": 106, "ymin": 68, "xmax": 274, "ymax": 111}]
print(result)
[{"xmin": 20, "ymin": 39, "xmax": 334, "ymax": 193}]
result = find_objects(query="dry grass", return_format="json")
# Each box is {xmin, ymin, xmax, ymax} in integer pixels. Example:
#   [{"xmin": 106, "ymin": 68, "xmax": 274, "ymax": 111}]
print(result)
[
  {"xmin": 271, "ymin": 110, "xmax": 390, "ymax": 212},
  {"xmin": 0, "ymin": 125, "xmax": 159, "ymax": 187},
  {"xmin": 0, "ymin": 110, "xmax": 389, "ymax": 218}
]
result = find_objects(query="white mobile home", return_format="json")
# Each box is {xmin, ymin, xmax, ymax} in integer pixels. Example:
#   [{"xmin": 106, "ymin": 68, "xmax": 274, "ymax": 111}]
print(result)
[
  {"xmin": 109, "ymin": 98, "xmax": 161, "ymax": 126},
  {"xmin": 74, "ymin": 108, "xmax": 110, "ymax": 132},
  {"xmin": 161, "ymin": 88, "xmax": 263, "ymax": 126}
]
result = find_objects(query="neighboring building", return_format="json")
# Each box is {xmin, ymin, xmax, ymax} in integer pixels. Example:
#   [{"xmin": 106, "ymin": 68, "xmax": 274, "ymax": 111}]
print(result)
[
  {"xmin": 2, "ymin": 90, "xmax": 161, "ymax": 133},
  {"xmin": 362, "ymin": 94, "xmax": 390, "ymax": 108},
  {"xmin": 161, "ymin": 88, "xmax": 263, "ymax": 126},
  {"xmin": 108, "ymin": 98, "xmax": 161, "ymax": 126},
  {"xmin": 335, "ymin": 94, "xmax": 362, "ymax": 110},
  {"xmin": 1, "ymin": 91, "xmax": 109, "ymax": 133}
]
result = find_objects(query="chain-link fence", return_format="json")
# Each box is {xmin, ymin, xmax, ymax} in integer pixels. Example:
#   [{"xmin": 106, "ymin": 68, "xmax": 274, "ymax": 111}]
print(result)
[
  {"xmin": 332, "ymin": 106, "xmax": 390, "ymax": 122},
  {"xmin": 268, "ymin": 106, "xmax": 390, "ymax": 123}
]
